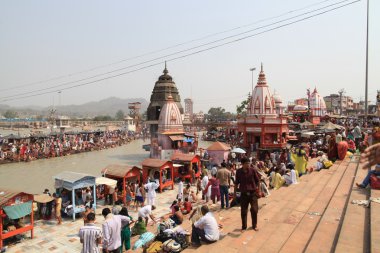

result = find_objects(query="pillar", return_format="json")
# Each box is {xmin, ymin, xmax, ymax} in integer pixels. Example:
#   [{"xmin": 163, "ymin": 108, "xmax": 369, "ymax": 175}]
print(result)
[{"xmin": 72, "ymin": 190, "xmax": 75, "ymax": 221}]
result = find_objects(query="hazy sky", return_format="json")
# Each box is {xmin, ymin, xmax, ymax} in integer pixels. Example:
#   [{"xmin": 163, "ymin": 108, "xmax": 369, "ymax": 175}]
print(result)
[{"xmin": 0, "ymin": 0, "xmax": 379, "ymax": 113}]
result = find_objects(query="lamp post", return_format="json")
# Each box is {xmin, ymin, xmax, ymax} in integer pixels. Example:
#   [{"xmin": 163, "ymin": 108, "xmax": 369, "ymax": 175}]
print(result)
[
  {"xmin": 364, "ymin": 0, "xmax": 369, "ymax": 123},
  {"xmin": 250, "ymin": 67, "xmax": 256, "ymax": 92}
]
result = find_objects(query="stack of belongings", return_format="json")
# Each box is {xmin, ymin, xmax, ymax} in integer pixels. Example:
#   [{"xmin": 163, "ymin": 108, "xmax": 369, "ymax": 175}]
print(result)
[{"xmin": 142, "ymin": 217, "xmax": 190, "ymax": 252}]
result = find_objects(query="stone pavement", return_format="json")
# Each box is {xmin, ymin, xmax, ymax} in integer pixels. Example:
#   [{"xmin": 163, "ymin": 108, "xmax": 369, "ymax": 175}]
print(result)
[
  {"xmin": 5, "ymin": 157, "xmax": 373, "ymax": 253},
  {"xmin": 4, "ymin": 182, "xmax": 182, "ymax": 253}
]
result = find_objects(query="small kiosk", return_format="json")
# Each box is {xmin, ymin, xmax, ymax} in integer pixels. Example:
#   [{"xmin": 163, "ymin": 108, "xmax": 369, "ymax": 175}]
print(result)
[
  {"xmin": 0, "ymin": 189, "xmax": 34, "ymax": 249},
  {"xmin": 206, "ymin": 141, "xmax": 231, "ymax": 166},
  {"xmin": 53, "ymin": 171, "xmax": 96, "ymax": 221},
  {"xmin": 142, "ymin": 158, "xmax": 174, "ymax": 193},
  {"xmin": 171, "ymin": 153, "xmax": 201, "ymax": 183},
  {"xmin": 101, "ymin": 164, "xmax": 141, "ymax": 204}
]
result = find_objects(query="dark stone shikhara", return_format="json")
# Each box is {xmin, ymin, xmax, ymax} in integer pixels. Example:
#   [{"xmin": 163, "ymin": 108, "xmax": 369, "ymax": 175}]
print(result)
[{"xmin": 147, "ymin": 64, "xmax": 184, "ymax": 138}]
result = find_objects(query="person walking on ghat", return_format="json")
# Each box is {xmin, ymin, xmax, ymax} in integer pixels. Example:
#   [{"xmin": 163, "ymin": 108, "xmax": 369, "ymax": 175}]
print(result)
[
  {"xmin": 144, "ymin": 180, "xmax": 159, "ymax": 206},
  {"xmin": 234, "ymin": 157, "xmax": 260, "ymax": 231},
  {"xmin": 53, "ymin": 193, "xmax": 62, "ymax": 225}
]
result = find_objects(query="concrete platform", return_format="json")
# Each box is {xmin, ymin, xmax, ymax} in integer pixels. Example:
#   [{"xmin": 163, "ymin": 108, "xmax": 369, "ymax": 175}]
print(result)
[{"xmin": 4, "ymin": 156, "xmax": 377, "ymax": 253}]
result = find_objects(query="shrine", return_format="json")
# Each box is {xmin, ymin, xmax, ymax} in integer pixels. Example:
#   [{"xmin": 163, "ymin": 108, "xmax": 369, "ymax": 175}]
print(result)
[
  {"xmin": 237, "ymin": 64, "xmax": 288, "ymax": 152},
  {"xmin": 308, "ymin": 87, "xmax": 327, "ymax": 125},
  {"xmin": 146, "ymin": 63, "xmax": 184, "ymax": 138},
  {"xmin": 150, "ymin": 94, "xmax": 185, "ymax": 159}
]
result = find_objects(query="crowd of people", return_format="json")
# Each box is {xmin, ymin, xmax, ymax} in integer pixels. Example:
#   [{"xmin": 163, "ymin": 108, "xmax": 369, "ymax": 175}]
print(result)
[
  {"xmin": 41, "ymin": 135, "xmax": 379, "ymax": 253},
  {"xmin": 0, "ymin": 130, "xmax": 136, "ymax": 163},
  {"xmin": 5, "ymin": 118, "xmax": 380, "ymax": 252}
]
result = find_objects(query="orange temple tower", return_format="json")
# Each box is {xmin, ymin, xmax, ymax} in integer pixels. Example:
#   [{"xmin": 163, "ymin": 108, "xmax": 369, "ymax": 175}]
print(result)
[{"xmin": 237, "ymin": 64, "xmax": 288, "ymax": 152}]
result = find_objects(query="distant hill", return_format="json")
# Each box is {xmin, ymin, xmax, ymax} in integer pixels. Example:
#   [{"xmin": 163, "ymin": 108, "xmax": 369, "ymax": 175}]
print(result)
[{"xmin": 0, "ymin": 97, "xmax": 149, "ymax": 118}]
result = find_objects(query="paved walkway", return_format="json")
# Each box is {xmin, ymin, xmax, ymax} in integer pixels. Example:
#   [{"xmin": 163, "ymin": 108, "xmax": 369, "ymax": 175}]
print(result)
[
  {"xmin": 4, "ymin": 183, "xmax": 181, "ymax": 253},
  {"xmin": 6, "ymin": 157, "xmax": 371, "ymax": 253}
]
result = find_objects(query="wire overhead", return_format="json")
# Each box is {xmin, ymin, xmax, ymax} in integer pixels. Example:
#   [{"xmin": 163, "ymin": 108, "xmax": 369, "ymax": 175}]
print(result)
[
  {"xmin": 0, "ymin": 0, "xmax": 336, "ymax": 93},
  {"xmin": 0, "ymin": 0, "xmax": 361, "ymax": 103}
]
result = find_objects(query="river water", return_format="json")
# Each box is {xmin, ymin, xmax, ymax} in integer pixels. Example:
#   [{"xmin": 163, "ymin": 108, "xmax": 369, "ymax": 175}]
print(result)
[
  {"xmin": 0, "ymin": 139, "xmax": 151, "ymax": 194},
  {"xmin": 0, "ymin": 137, "xmax": 213, "ymax": 194}
]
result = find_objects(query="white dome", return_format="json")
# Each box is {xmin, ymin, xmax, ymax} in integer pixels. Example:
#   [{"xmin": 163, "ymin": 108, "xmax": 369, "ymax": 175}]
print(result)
[
  {"xmin": 310, "ymin": 88, "xmax": 327, "ymax": 116},
  {"xmin": 272, "ymin": 90, "xmax": 283, "ymax": 104},
  {"xmin": 293, "ymin": 105, "xmax": 309, "ymax": 111},
  {"xmin": 249, "ymin": 64, "xmax": 276, "ymax": 115},
  {"xmin": 158, "ymin": 95, "xmax": 184, "ymax": 133}
]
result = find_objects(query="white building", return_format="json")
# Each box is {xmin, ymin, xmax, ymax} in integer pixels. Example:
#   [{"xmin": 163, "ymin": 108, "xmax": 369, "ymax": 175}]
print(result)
[{"xmin": 123, "ymin": 116, "xmax": 136, "ymax": 132}]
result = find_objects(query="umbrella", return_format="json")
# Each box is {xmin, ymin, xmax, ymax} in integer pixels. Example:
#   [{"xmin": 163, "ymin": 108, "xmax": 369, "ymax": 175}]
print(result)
[
  {"xmin": 301, "ymin": 131, "xmax": 315, "ymax": 138},
  {"xmin": 96, "ymin": 177, "xmax": 117, "ymax": 188},
  {"xmin": 300, "ymin": 121, "xmax": 314, "ymax": 128},
  {"xmin": 231, "ymin": 147, "xmax": 246, "ymax": 154},
  {"xmin": 320, "ymin": 122, "xmax": 343, "ymax": 130},
  {"xmin": 34, "ymin": 194, "xmax": 54, "ymax": 203}
]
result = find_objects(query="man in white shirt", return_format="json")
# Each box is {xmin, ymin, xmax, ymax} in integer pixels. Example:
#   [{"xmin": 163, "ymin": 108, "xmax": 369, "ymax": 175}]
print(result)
[
  {"xmin": 144, "ymin": 180, "xmax": 159, "ymax": 206},
  {"xmin": 79, "ymin": 212, "xmax": 102, "ymax": 253},
  {"xmin": 177, "ymin": 179, "xmax": 184, "ymax": 200},
  {"xmin": 201, "ymin": 174, "xmax": 210, "ymax": 202},
  {"xmin": 191, "ymin": 205, "xmax": 219, "ymax": 247},
  {"xmin": 138, "ymin": 205, "xmax": 156, "ymax": 226},
  {"xmin": 353, "ymin": 124, "xmax": 362, "ymax": 148},
  {"xmin": 101, "ymin": 208, "xmax": 130, "ymax": 253}
]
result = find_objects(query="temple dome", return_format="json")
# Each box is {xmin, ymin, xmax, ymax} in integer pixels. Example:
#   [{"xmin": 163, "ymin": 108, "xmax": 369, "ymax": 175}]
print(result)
[
  {"xmin": 272, "ymin": 90, "xmax": 283, "ymax": 104},
  {"xmin": 309, "ymin": 87, "xmax": 327, "ymax": 116},
  {"xmin": 158, "ymin": 66, "xmax": 173, "ymax": 82},
  {"xmin": 294, "ymin": 105, "xmax": 309, "ymax": 111},
  {"xmin": 158, "ymin": 95, "xmax": 184, "ymax": 133},
  {"xmin": 249, "ymin": 64, "xmax": 276, "ymax": 115}
]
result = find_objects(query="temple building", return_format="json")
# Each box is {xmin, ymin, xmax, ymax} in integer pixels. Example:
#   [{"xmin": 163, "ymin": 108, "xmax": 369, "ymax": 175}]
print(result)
[
  {"xmin": 287, "ymin": 88, "xmax": 327, "ymax": 123},
  {"xmin": 151, "ymin": 94, "xmax": 185, "ymax": 159},
  {"xmin": 237, "ymin": 64, "xmax": 288, "ymax": 153},
  {"xmin": 308, "ymin": 87, "xmax": 327, "ymax": 124},
  {"xmin": 272, "ymin": 90, "xmax": 285, "ymax": 115},
  {"xmin": 147, "ymin": 63, "xmax": 184, "ymax": 138}
]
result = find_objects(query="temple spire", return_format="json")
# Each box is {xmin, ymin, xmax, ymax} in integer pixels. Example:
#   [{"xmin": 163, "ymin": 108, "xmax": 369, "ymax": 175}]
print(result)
[
  {"xmin": 257, "ymin": 62, "xmax": 267, "ymax": 86},
  {"xmin": 163, "ymin": 61, "xmax": 168, "ymax": 75}
]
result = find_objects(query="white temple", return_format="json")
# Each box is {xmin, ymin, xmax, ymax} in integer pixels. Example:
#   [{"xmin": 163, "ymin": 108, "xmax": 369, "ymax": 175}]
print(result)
[
  {"xmin": 309, "ymin": 87, "xmax": 327, "ymax": 117},
  {"xmin": 238, "ymin": 64, "xmax": 288, "ymax": 152},
  {"xmin": 151, "ymin": 94, "xmax": 185, "ymax": 159}
]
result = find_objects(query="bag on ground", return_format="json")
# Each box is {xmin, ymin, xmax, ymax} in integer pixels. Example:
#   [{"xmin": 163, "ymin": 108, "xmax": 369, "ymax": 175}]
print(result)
[
  {"xmin": 370, "ymin": 174, "xmax": 380, "ymax": 190},
  {"xmin": 144, "ymin": 241, "xmax": 163, "ymax": 253}
]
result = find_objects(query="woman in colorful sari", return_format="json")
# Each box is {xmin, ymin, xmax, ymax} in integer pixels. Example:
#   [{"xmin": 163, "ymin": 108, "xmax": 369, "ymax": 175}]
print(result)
[
  {"xmin": 294, "ymin": 146, "xmax": 308, "ymax": 176},
  {"xmin": 270, "ymin": 168, "xmax": 285, "ymax": 190},
  {"xmin": 119, "ymin": 207, "xmax": 134, "ymax": 252},
  {"xmin": 328, "ymin": 134, "xmax": 338, "ymax": 162},
  {"xmin": 284, "ymin": 162, "xmax": 299, "ymax": 184},
  {"xmin": 205, "ymin": 174, "xmax": 220, "ymax": 204},
  {"xmin": 337, "ymin": 138, "xmax": 349, "ymax": 160},
  {"xmin": 347, "ymin": 137, "xmax": 356, "ymax": 153}
]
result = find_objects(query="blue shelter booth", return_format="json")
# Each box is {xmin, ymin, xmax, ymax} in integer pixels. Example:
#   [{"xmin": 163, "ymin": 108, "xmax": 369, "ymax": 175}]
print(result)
[{"xmin": 53, "ymin": 171, "xmax": 96, "ymax": 221}]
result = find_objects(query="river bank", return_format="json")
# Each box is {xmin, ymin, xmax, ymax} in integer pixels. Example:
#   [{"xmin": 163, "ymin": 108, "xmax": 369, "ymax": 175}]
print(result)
[{"xmin": 0, "ymin": 139, "xmax": 150, "ymax": 194}]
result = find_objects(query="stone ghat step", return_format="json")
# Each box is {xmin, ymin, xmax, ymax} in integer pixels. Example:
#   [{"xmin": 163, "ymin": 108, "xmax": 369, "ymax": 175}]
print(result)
[
  {"xmin": 334, "ymin": 161, "xmax": 370, "ymax": 253},
  {"xmin": 245, "ymin": 161, "xmax": 347, "ymax": 253},
  {"xmin": 275, "ymin": 159, "xmax": 350, "ymax": 253},
  {"xmin": 182, "ymin": 159, "xmax": 349, "ymax": 253},
  {"xmin": 222, "ymin": 162, "xmax": 340, "ymax": 252},
  {"xmin": 303, "ymin": 160, "xmax": 358, "ymax": 253},
  {"xmin": 370, "ymin": 181, "xmax": 380, "ymax": 253}
]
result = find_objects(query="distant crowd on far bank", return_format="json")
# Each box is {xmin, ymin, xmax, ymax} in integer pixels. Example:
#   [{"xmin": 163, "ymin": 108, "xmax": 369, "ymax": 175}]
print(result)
[{"xmin": 0, "ymin": 129, "xmax": 139, "ymax": 164}]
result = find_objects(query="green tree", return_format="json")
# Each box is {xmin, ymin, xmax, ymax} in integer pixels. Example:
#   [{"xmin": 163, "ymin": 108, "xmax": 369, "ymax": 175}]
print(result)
[
  {"xmin": 93, "ymin": 115, "xmax": 113, "ymax": 121},
  {"xmin": 115, "ymin": 109, "xmax": 125, "ymax": 121},
  {"xmin": 236, "ymin": 93, "xmax": 251, "ymax": 116},
  {"xmin": 3, "ymin": 110, "xmax": 18, "ymax": 119}
]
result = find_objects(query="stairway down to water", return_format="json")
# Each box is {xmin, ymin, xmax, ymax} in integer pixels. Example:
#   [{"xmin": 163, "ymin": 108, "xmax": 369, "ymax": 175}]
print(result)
[{"xmin": 183, "ymin": 155, "xmax": 377, "ymax": 253}]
